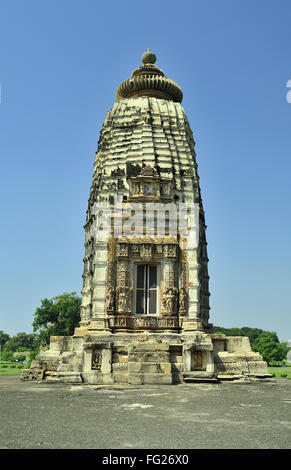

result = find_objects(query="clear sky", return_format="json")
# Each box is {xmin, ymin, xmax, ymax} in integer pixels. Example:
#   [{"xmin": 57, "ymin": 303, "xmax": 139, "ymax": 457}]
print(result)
[{"xmin": 0, "ymin": 0, "xmax": 290, "ymax": 341}]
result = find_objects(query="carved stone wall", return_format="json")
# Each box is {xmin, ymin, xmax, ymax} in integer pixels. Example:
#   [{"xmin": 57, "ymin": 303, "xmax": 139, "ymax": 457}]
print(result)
[{"xmin": 80, "ymin": 95, "xmax": 210, "ymax": 332}]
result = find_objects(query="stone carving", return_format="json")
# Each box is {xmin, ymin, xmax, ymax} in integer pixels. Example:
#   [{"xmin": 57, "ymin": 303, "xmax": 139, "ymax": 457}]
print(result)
[
  {"xmin": 179, "ymin": 287, "xmax": 188, "ymax": 315},
  {"xmin": 162, "ymin": 287, "xmax": 178, "ymax": 315},
  {"xmin": 179, "ymin": 260, "xmax": 188, "ymax": 316},
  {"xmin": 117, "ymin": 262, "xmax": 127, "ymax": 288},
  {"xmin": 44, "ymin": 361, "xmax": 58, "ymax": 372},
  {"xmin": 164, "ymin": 244, "xmax": 177, "ymax": 258},
  {"xmin": 106, "ymin": 286, "xmax": 115, "ymax": 312},
  {"xmin": 112, "ymin": 315, "xmax": 179, "ymax": 330},
  {"xmin": 20, "ymin": 369, "xmax": 44, "ymax": 381},
  {"xmin": 92, "ymin": 351, "xmax": 102, "ymax": 370},
  {"xmin": 140, "ymin": 165, "xmax": 157, "ymax": 177},
  {"xmin": 116, "ymin": 286, "xmax": 132, "ymax": 314},
  {"xmin": 140, "ymin": 244, "xmax": 152, "ymax": 261}
]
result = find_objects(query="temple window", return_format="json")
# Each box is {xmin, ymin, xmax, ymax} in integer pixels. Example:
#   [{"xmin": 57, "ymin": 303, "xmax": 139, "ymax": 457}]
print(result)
[{"xmin": 134, "ymin": 264, "xmax": 160, "ymax": 315}]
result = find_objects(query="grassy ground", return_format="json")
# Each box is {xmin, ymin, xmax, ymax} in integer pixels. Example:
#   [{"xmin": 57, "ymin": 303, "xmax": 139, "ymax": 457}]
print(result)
[
  {"xmin": 268, "ymin": 366, "xmax": 291, "ymax": 378},
  {"xmin": 0, "ymin": 365, "xmax": 25, "ymax": 375}
]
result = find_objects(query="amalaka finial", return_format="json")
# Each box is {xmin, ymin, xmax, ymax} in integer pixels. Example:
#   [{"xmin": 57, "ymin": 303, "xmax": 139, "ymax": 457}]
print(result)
[
  {"xmin": 115, "ymin": 49, "xmax": 183, "ymax": 103},
  {"xmin": 142, "ymin": 48, "xmax": 156, "ymax": 65}
]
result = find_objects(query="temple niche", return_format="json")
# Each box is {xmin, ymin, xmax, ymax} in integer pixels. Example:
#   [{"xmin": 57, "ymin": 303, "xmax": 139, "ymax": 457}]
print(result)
[{"xmin": 21, "ymin": 50, "xmax": 270, "ymax": 384}]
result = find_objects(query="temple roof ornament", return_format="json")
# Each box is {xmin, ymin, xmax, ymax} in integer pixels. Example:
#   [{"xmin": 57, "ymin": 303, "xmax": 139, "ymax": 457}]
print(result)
[{"xmin": 115, "ymin": 49, "xmax": 183, "ymax": 103}]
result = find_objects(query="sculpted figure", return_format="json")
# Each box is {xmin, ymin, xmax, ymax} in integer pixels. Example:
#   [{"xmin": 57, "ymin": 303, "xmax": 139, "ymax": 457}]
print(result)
[
  {"xmin": 106, "ymin": 286, "xmax": 115, "ymax": 312},
  {"xmin": 163, "ymin": 287, "xmax": 177, "ymax": 314}
]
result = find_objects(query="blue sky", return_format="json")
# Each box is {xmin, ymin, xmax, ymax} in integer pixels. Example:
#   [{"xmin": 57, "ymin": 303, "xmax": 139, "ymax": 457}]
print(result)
[{"xmin": 0, "ymin": 0, "xmax": 290, "ymax": 341}]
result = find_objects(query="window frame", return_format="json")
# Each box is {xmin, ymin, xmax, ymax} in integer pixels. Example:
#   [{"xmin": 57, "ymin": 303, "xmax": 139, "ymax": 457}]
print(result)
[{"xmin": 133, "ymin": 263, "xmax": 160, "ymax": 315}]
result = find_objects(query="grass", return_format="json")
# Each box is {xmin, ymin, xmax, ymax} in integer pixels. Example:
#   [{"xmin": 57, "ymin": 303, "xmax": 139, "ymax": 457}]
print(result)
[
  {"xmin": 268, "ymin": 366, "xmax": 291, "ymax": 378},
  {"xmin": 0, "ymin": 364, "xmax": 25, "ymax": 375}
]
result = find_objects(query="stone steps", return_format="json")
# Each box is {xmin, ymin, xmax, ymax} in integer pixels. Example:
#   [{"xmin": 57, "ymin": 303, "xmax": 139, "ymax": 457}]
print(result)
[
  {"xmin": 127, "ymin": 341, "xmax": 173, "ymax": 385},
  {"xmin": 183, "ymin": 372, "xmax": 217, "ymax": 383},
  {"xmin": 44, "ymin": 371, "xmax": 83, "ymax": 384}
]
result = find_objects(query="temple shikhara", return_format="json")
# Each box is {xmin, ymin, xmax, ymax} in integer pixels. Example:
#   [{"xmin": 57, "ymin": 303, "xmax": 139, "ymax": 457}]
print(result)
[{"xmin": 22, "ymin": 50, "xmax": 270, "ymax": 384}]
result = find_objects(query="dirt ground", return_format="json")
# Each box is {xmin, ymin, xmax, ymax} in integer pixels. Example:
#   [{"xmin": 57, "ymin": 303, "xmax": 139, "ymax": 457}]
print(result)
[{"xmin": 0, "ymin": 375, "xmax": 290, "ymax": 449}]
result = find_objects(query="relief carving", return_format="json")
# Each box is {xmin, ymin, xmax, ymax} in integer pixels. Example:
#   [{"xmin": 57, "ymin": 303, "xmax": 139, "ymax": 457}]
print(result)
[
  {"xmin": 179, "ymin": 287, "xmax": 188, "ymax": 316},
  {"xmin": 179, "ymin": 260, "xmax": 188, "ymax": 316},
  {"xmin": 112, "ymin": 315, "xmax": 179, "ymax": 329},
  {"xmin": 116, "ymin": 286, "xmax": 132, "ymax": 314},
  {"xmin": 162, "ymin": 286, "xmax": 178, "ymax": 315},
  {"xmin": 92, "ymin": 351, "xmax": 102, "ymax": 370},
  {"xmin": 140, "ymin": 244, "xmax": 152, "ymax": 261},
  {"xmin": 106, "ymin": 286, "xmax": 115, "ymax": 312}
]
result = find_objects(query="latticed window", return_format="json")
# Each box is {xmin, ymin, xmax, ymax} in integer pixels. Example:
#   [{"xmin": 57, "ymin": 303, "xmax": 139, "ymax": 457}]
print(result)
[{"xmin": 135, "ymin": 264, "xmax": 160, "ymax": 314}]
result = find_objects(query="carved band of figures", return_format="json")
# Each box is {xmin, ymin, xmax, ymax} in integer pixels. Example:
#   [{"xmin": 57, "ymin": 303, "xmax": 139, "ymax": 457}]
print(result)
[
  {"xmin": 111, "ymin": 315, "xmax": 179, "ymax": 329},
  {"xmin": 116, "ymin": 241, "xmax": 178, "ymax": 260}
]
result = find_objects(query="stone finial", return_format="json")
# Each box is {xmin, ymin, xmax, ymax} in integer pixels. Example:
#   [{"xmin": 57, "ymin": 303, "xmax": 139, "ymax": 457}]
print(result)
[
  {"xmin": 115, "ymin": 50, "xmax": 183, "ymax": 103},
  {"xmin": 141, "ymin": 48, "xmax": 156, "ymax": 65}
]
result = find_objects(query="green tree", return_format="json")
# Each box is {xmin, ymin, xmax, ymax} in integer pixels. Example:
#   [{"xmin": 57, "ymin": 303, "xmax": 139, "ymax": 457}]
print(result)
[
  {"xmin": 252, "ymin": 332, "xmax": 288, "ymax": 364},
  {"xmin": 0, "ymin": 330, "xmax": 10, "ymax": 349},
  {"xmin": 1, "ymin": 350, "xmax": 14, "ymax": 362},
  {"xmin": 32, "ymin": 292, "xmax": 81, "ymax": 346},
  {"xmin": 3, "ymin": 332, "xmax": 40, "ymax": 352},
  {"xmin": 212, "ymin": 326, "xmax": 278, "ymax": 346}
]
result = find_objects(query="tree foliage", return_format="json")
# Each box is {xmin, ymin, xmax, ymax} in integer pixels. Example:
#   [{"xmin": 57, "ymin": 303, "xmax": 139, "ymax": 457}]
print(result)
[
  {"xmin": 0, "ymin": 330, "xmax": 10, "ymax": 349},
  {"xmin": 1, "ymin": 350, "xmax": 14, "ymax": 362},
  {"xmin": 252, "ymin": 333, "xmax": 289, "ymax": 364},
  {"xmin": 213, "ymin": 325, "xmax": 289, "ymax": 364},
  {"xmin": 14, "ymin": 354, "xmax": 26, "ymax": 362},
  {"xmin": 212, "ymin": 326, "xmax": 279, "ymax": 345},
  {"xmin": 32, "ymin": 292, "xmax": 81, "ymax": 346},
  {"xmin": 3, "ymin": 332, "xmax": 40, "ymax": 352}
]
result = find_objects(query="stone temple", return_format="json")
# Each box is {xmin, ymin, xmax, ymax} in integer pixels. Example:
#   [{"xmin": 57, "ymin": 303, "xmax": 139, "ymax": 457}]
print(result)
[{"xmin": 22, "ymin": 50, "xmax": 270, "ymax": 384}]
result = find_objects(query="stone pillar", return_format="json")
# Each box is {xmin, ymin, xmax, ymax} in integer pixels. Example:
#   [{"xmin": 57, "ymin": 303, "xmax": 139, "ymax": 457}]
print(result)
[{"xmin": 88, "ymin": 240, "xmax": 110, "ymax": 331}]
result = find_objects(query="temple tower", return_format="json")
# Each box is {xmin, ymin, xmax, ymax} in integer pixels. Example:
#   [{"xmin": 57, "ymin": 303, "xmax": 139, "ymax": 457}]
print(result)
[
  {"xmin": 77, "ymin": 49, "xmax": 211, "ymax": 336},
  {"xmin": 22, "ymin": 51, "xmax": 270, "ymax": 384}
]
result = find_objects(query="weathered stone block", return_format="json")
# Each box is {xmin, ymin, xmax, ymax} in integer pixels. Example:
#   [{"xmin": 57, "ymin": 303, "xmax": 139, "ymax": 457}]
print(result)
[
  {"xmin": 128, "ymin": 351, "xmax": 170, "ymax": 363},
  {"xmin": 113, "ymin": 372, "xmax": 128, "ymax": 384},
  {"xmin": 58, "ymin": 372, "xmax": 83, "ymax": 384},
  {"xmin": 143, "ymin": 373, "xmax": 172, "ymax": 385},
  {"xmin": 128, "ymin": 362, "xmax": 142, "ymax": 373},
  {"xmin": 128, "ymin": 373, "xmax": 143, "ymax": 385},
  {"xmin": 130, "ymin": 343, "xmax": 169, "ymax": 352},
  {"xmin": 82, "ymin": 372, "xmax": 103, "ymax": 385},
  {"xmin": 225, "ymin": 336, "xmax": 251, "ymax": 353},
  {"xmin": 160, "ymin": 363, "xmax": 172, "ymax": 374}
]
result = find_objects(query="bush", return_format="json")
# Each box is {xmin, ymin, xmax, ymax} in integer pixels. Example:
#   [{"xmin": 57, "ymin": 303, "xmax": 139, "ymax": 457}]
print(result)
[
  {"xmin": 1, "ymin": 350, "xmax": 14, "ymax": 362},
  {"xmin": 26, "ymin": 349, "xmax": 40, "ymax": 368},
  {"xmin": 10, "ymin": 364, "xmax": 16, "ymax": 368},
  {"xmin": 1, "ymin": 364, "xmax": 8, "ymax": 368},
  {"xmin": 14, "ymin": 354, "xmax": 26, "ymax": 363},
  {"xmin": 280, "ymin": 373, "xmax": 287, "ymax": 378},
  {"xmin": 269, "ymin": 361, "xmax": 283, "ymax": 367}
]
